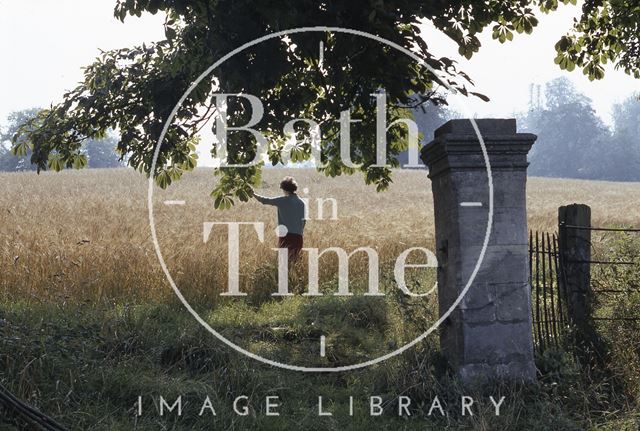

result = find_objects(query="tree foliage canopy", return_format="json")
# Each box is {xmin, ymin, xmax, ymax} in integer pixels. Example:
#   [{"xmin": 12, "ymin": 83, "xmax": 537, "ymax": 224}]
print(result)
[
  {"xmin": 555, "ymin": 0, "xmax": 640, "ymax": 79},
  {"xmin": 12, "ymin": 0, "xmax": 637, "ymax": 207}
]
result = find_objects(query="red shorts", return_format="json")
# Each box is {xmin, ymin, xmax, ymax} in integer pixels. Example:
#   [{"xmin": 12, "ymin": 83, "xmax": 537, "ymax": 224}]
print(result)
[{"xmin": 278, "ymin": 233, "xmax": 303, "ymax": 260}]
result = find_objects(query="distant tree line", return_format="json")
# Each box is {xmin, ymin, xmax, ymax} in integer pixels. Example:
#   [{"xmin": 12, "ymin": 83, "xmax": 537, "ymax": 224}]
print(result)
[
  {"xmin": 519, "ymin": 77, "xmax": 640, "ymax": 181},
  {"xmin": 407, "ymin": 78, "xmax": 639, "ymax": 182},
  {"xmin": 0, "ymin": 108, "xmax": 124, "ymax": 172}
]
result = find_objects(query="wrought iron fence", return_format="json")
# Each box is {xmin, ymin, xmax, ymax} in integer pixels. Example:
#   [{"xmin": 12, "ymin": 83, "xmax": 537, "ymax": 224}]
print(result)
[
  {"xmin": 530, "ymin": 219, "xmax": 640, "ymax": 355},
  {"xmin": 529, "ymin": 230, "xmax": 569, "ymax": 353}
]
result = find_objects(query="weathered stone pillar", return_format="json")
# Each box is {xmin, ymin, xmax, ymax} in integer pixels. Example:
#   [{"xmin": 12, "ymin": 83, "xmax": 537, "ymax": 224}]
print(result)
[{"xmin": 421, "ymin": 119, "xmax": 537, "ymax": 384}]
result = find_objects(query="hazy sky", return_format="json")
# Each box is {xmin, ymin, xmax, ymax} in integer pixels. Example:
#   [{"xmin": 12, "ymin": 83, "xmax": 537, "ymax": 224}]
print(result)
[{"xmin": 1, "ymin": 0, "xmax": 638, "ymax": 127}]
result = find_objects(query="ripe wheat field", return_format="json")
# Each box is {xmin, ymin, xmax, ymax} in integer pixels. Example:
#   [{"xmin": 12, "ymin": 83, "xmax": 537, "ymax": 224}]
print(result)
[{"xmin": 1, "ymin": 168, "xmax": 639, "ymax": 305}]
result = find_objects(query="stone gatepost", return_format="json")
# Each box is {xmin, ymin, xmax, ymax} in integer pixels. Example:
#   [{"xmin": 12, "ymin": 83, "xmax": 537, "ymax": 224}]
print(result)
[{"xmin": 421, "ymin": 119, "xmax": 537, "ymax": 384}]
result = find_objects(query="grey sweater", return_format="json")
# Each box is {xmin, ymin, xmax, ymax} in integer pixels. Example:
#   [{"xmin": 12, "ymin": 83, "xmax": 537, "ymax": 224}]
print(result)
[{"xmin": 254, "ymin": 193, "xmax": 306, "ymax": 235}]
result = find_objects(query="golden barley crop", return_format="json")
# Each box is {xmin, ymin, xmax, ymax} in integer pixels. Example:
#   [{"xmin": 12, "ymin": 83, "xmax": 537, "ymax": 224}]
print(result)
[{"xmin": 1, "ymin": 168, "xmax": 639, "ymax": 305}]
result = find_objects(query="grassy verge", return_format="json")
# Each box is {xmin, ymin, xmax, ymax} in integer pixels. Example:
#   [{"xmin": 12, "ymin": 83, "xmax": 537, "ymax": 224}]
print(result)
[{"xmin": 0, "ymin": 290, "xmax": 638, "ymax": 429}]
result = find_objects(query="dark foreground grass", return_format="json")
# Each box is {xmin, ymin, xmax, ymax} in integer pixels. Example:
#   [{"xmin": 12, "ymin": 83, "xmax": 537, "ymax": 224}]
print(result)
[{"xmin": 0, "ymin": 297, "xmax": 638, "ymax": 430}]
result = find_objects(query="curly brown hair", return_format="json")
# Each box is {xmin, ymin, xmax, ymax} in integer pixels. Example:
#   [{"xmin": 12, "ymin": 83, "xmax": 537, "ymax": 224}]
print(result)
[{"xmin": 280, "ymin": 176, "xmax": 298, "ymax": 193}]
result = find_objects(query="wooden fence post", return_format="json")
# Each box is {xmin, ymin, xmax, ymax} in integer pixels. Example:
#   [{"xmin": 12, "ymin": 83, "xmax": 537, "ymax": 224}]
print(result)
[
  {"xmin": 558, "ymin": 204, "xmax": 605, "ymax": 363},
  {"xmin": 558, "ymin": 204, "xmax": 592, "ymax": 331}
]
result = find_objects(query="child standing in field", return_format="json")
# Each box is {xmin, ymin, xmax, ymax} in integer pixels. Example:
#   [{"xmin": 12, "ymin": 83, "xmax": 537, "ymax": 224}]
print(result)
[{"xmin": 252, "ymin": 176, "xmax": 306, "ymax": 260}]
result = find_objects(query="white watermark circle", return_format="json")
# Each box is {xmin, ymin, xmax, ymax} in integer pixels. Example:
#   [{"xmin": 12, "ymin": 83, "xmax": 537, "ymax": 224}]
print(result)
[{"xmin": 148, "ymin": 26, "xmax": 494, "ymax": 372}]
